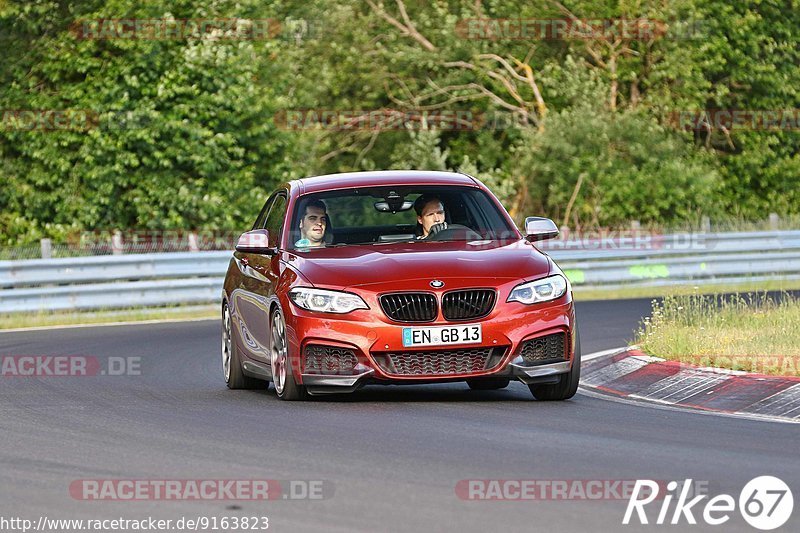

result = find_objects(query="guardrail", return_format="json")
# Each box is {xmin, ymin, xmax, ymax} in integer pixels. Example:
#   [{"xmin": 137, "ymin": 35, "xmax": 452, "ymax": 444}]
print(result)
[
  {"xmin": 1, "ymin": 230, "xmax": 799, "ymax": 313},
  {"xmin": 547, "ymin": 230, "xmax": 800, "ymax": 288},
  {"xmin": 0, "ymin": 252, "xmax": 231, "ymax": 313}
]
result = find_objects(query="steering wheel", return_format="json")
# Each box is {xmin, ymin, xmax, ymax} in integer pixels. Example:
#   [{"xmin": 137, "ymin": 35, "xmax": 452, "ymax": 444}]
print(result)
[{"xmin": 426, "ymin": 224, "xmax": 482, "ymax": 241}]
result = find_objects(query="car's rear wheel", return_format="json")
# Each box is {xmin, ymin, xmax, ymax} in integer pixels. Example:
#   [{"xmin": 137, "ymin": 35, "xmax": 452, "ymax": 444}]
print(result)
[
  {"xmin": 270, "ymin": 307, "xmax": 307, "ymax": 401},
  {"xmin": 467, "ymin": 378, "xmax": 510, "ymax": 390},
  {"xmin": 528, "ymin": 331, "xmax": 581, "ymax": 401},
  {"xmin": 222, "ymin": 302, "xmax": 263, "ymax": 390}
]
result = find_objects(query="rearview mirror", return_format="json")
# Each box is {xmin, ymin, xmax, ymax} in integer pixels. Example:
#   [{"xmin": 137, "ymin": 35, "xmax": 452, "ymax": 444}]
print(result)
[
  {"xmin": 375, "ymin": 200, "xmax": 414, "ymax": 212},
  {"xmin": 524, "ymin": 217, "xmax": 559, "ymax": 241},
  {"xmin": 236, "ymin": 229, "xmax": 276, "ymax": 254}
]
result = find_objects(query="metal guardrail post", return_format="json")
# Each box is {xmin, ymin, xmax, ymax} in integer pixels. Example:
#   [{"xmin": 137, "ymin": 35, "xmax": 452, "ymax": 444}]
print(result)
[
  {"xmin": 188, "ymin": 231, "xmax": 199, "ymax": 252},
  {"xmin": 112, "ymin": 230, "xmax": 124, "ymax": 255},
  {"xmin": 40, "ymin": 238, "xmax": 52, "ymax": 259}
]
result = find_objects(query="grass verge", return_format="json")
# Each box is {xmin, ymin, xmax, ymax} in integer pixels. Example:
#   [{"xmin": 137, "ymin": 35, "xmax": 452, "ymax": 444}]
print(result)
[
  {"xmin": 634, "ymin": 292, "xmax": 800, "ymax": 376},
  {"xmin": 0, "ymin": 305, "xmax": 218, "ymax": 330},
  {"xmin": 572, "ymin": 278, "xmax": 800, "ymax": 301}
]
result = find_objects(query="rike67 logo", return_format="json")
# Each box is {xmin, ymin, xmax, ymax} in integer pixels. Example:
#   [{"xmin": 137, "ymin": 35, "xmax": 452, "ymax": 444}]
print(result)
[{"xmin": 624, "ymin": 476, "xmax": 793, "ymax": 530}]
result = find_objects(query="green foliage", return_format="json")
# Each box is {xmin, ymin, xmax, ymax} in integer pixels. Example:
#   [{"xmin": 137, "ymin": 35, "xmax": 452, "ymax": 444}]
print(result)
[
  {"xmin": 389, "ymin": 129, "xmax": 449, "ymax": 171},
  {"xmin": 517, "ymin": 106, "xmax": 719, "ymax": 227},
  {"xmin": 0, "ymin": 0, "xmax": 297, "ymax": 244},
  {"xmin": 0, "ymin": 0, "xmax": 797, "ymax": 245}
]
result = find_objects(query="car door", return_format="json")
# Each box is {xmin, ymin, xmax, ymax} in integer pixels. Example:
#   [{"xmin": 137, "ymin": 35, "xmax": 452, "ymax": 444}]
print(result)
[{"xmin": 231, "ymin": 190, "xmax": 288, "ymax": 364}]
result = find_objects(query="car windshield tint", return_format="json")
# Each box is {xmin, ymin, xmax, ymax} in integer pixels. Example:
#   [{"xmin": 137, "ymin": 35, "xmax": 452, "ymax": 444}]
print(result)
[{"xmin": 290, "ymin": 186, "xmax": 516, "ymax": 248}]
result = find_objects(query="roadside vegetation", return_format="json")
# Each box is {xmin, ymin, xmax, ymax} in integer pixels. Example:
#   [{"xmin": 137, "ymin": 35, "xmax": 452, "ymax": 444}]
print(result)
[
  {"xmin": 635, "ymin": 292, "xmax": 800, "ymax": 376},
  {"xmin": 2, "ymin": 0, "xmax": 799, "ymax": 246},
  {"xmin": 573, "ymin": 279, "xmax": 800, "ymax": 302},
  {"xmin": 0, "ymin": 305, "xmax": 217, "ymax": 330}
]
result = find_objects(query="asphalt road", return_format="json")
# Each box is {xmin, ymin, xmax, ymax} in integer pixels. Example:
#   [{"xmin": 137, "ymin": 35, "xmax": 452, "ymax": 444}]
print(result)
[{"xmin": 1, "ymin": 298, "xmax": 797, "ymax": 533}]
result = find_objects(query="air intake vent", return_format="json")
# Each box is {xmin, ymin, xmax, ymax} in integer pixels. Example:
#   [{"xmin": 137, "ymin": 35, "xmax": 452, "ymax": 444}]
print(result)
[
  {"xmin": 373, "ymin": 347, "xmax": 506, "ymax": 376},
  {"xmin": 304, "ymin": 344, "xmax": 358, "ymax": 374},
  {"xmin": 519, "ymin": 333, "xmax": 567, "ymax": 365}
]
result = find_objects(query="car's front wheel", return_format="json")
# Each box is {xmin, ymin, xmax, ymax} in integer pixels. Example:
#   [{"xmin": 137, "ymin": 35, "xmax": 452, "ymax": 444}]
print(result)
[
  {"xmin": 222, "ymin": 302, "xmax": 263, "ymax": 390},
  {"xmin": 270, "ymin": 307, "xmax": 307, "ymax": 401},
  {"xmin": 528, "ymin": 331, "xmax": 581, "ymax": 401}
]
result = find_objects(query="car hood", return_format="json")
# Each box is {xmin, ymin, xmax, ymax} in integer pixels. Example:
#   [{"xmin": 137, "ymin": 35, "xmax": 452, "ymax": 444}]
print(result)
[{"xmin": 285, "ymin": 240, "xmax": 552, "ymax": 289}]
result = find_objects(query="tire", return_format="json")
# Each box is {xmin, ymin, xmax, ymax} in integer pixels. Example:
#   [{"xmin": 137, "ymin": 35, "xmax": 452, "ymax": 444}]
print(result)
[
  {"xmin": 467, "ymin": 378, "xmax": 510, "ymax": 390},
  {"xmin": 222, "ymin": 302, "xmax": 263, "ymax": 390},
  {"xmin": 270, "ymin": 307, "xmax": 307, "ymax": 401},
  {"xmin": 528, "ymin": 331, "xmax": 581, "ymax": 401}
]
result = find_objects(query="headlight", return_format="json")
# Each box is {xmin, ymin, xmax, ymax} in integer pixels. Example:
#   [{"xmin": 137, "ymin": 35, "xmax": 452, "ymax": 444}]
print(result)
[
  {"xmin": 288, "ymin": 287, "xmax": 369, "ymax": 314},
  {"xmin": 507, "ymin": 275, "xmax": 567, "ymax": 305}
]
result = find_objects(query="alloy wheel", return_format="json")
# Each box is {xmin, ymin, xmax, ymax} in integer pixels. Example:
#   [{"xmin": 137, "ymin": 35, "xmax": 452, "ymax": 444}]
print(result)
[
  {"xmin": 221, "ymin": 305, "xmax": 232, "ymax": 382},
  {"xmin": 271, "ymin": 312, "xmax": 288, "ymax": 394}
]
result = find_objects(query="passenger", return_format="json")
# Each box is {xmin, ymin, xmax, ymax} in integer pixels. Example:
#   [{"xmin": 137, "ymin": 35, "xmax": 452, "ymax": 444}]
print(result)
[
  {"xmin": 295, "ymin": 199, "xmax": 328, "ymax": 248},
  {"xmin": 413, "ymin": 194, "xmax": 448, "ymax": 239}
]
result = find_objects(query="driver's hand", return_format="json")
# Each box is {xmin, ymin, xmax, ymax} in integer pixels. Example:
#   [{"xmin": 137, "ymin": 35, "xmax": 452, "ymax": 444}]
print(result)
[{"xmin": 428, "ymin": 222, "xmax": 448, "ymax": 237}]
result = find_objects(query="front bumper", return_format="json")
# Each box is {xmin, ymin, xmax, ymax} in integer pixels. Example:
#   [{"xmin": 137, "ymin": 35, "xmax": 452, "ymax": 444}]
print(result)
[
  {"xmin": 300, "ymin": 358, "xmax": 571, "ymax": 395},
  {"xmin": 282, "ymin": 292, "xmax": 576, "ymax": 395}
]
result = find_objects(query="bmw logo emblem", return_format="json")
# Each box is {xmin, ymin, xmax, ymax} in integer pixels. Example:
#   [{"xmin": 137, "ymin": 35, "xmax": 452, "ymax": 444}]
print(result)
[{"xmin": 430, "ymin": 280, "xmax": 445, "ymax": 288}]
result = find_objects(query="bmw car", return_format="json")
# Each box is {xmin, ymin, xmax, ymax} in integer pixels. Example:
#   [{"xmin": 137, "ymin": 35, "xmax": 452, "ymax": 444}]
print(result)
[{"xmin": 221, "ymin": 170, "xmax": 579, "ymax": 400}]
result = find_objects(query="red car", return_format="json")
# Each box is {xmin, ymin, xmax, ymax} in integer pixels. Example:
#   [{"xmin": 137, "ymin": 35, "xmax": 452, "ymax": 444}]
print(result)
[{"xmin": 221, "ymin": 171, "xmax": 579, "ymax": 400}]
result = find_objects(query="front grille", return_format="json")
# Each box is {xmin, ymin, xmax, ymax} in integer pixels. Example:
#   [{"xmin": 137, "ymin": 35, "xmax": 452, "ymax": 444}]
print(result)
[
  {"xmin": 442, "ymin": 289, "xmax": 496, "ymax": 320},
  {"xmin": 380, "ymin": 293, "xmax": 437, "ymax": 322},
  {"xmin": 373, "ymin": 347, "xmax": 504, "ymax": 376},
  {"xmin": 304, "ymin": 344, "xmax": 358, "ymax": 374},
  {"xmin": 519, "ymin": 333, "xmax": 567, "ymax": 365}
]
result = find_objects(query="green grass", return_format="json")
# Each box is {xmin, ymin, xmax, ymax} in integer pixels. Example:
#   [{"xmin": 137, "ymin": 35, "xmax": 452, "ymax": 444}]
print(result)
[
  {"xmin": 634, "ymin": 292, "xmax": 800, "ymax": 376},
  {"xmin": 572, "ymin": 278, "xmax": 800, "ymax": 301},
  {"xmin": 0, "ymin": 305, "xmax": 218, "ymax": 330}
]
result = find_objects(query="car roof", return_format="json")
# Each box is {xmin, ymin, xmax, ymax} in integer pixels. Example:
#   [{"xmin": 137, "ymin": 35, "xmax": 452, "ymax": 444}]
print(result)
[{"xmin": 294, "ymin": 170, "xmax": 479, "ymax": 195}]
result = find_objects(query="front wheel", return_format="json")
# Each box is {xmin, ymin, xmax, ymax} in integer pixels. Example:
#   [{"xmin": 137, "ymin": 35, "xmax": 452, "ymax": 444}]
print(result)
[
  {"xmin": 270, "ymin": 307, "xmax": 307, "ymax": 401},
  {"xmin": 528, "ymin": 331, "xmax": 581, "ymax": 401}
]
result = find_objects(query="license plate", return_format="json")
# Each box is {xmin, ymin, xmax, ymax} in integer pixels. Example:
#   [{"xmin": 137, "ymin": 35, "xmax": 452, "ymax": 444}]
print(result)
[{"xmin": 402, "ymin": 324, "xmax": 482, "ymax": 347}]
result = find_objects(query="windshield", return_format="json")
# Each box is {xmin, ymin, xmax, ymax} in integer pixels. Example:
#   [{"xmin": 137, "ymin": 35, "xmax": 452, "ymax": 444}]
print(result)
[{"xmin": 289, "ymin": 186, "xmax": 516, "ymax": 249}]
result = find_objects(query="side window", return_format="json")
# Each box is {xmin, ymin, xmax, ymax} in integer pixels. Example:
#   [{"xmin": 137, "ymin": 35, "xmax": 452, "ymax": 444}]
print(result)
[
  {"xmin": 252, "ymin": 197, "xmax": 274, "ymax": 230},
  {"xmin": 264, "ymin": 194, "xmax": 288, "ymax": 246}
]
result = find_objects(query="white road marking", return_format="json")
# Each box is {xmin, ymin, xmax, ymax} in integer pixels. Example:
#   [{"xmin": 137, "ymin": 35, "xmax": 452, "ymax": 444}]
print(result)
[
  {"xmin": 581, "ymin": 357, "xmax": 647, "ymax": 387},
  {"xmin": 577, "ymin": 387, "xmax": 800, "ymax": 425},
  {"xmin": 743, "ymin": 383, "xmax": 800, "ymax": 418},
  {"xmin": 581, "ymin": 345, "xmax": 630, "ymax": 362}
]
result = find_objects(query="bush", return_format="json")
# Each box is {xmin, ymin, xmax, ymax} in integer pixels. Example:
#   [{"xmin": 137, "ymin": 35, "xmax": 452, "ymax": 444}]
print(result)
[{"xmin": 516, "ymin": 107, "xmax": 719, "ymax": 228}]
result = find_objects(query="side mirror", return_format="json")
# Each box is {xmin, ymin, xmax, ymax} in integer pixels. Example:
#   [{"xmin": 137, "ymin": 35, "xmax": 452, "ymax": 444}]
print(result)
[
  {"xmin": 236, "ymin": 229, "xmax": 276, "ymax": 255},
  {"xmin": 524, "ymin": 217, "xmax": 559, "ymax": 241}
]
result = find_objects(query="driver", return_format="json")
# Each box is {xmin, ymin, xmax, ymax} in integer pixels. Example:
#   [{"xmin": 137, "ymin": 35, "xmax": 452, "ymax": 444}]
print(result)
[
  {"xmin": 295, "ymin": 199, "xmax": 328, "ymax": 248},
  {"xmin": 414, "ymin": 194, "xmax": 447, "ymax": 239}
]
